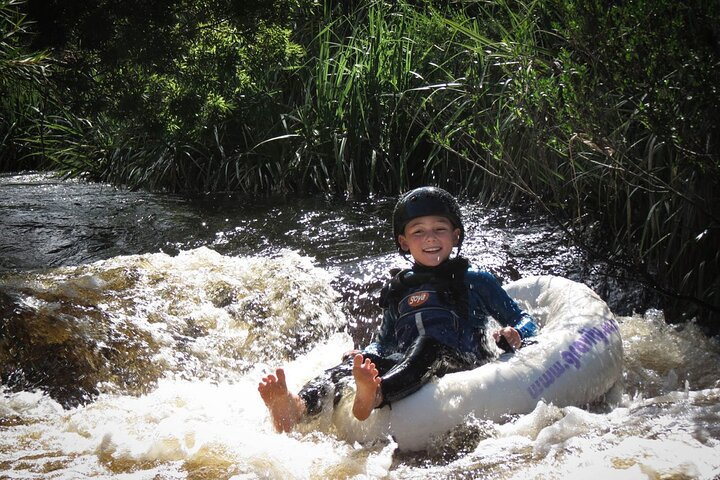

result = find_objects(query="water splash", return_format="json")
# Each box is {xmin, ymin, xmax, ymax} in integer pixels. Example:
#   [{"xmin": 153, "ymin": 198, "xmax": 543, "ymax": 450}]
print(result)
[{"xmin": 0, "ymin": 248, "xmax": 346, "ymax": 407}]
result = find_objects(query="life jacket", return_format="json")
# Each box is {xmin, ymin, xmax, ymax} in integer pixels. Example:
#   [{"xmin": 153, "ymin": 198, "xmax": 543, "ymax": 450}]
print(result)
[{"xmin": 380, "ymin": 258, "xmax": 472, "ymax": 352}]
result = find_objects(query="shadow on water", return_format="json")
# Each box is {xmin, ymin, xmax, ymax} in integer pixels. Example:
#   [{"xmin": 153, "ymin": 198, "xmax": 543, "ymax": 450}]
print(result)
[{"xmin": 0, "ymin": 173, "xmax": 392, "ymax": 269}]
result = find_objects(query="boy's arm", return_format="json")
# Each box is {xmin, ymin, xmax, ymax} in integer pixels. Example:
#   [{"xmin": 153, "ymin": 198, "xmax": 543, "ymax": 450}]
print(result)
[
  {"xmin": 473, "ymin": 270, "xmax": 539, "ymax": 339},
  {"xmin": 512, "ymin": 313, "xmax": 539, "ymax": 339}
]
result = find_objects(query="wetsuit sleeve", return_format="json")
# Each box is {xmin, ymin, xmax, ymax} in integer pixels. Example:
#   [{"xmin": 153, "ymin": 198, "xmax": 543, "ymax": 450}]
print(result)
[
  {"xmin": 471, "ymin": 270, "xmax": 539, "ymax": 339},
  {"xmin": 363, "ymin": 306, "xmax": 399, "ymax": 357},
  {"xmin": 513, "ymin": 314, "xmax": 539, "ymax": 339}
]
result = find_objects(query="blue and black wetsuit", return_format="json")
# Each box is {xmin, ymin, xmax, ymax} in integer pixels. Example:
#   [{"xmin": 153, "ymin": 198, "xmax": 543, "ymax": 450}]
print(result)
[{"xmin": 298, "ymin": 257, "xmax": 538, "ymax": 416}]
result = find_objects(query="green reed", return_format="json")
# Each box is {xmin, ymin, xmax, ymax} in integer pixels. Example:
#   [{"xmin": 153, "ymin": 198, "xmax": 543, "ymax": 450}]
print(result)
[
  {"xmin": 266, "ymin": 0, "xmax": 426, "ymax": 195},
  {"xmin": 433, "ymin": 0, "xmax": 719, "ymax": 325}
]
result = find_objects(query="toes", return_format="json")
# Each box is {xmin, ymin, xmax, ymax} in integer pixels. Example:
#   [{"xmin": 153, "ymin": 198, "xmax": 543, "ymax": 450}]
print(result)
[{"xmin": 362, "ymin": 358, "xmax": 378, "ymax": 376}]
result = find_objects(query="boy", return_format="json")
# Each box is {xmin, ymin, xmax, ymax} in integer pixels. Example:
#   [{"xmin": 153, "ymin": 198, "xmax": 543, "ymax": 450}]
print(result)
[{"xmin": 259, "ymin": 186, "xmax": 538, "ymax": 431}]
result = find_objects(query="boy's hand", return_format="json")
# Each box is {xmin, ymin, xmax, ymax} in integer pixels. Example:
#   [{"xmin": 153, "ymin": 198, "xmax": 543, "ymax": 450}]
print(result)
[{"xmin": 493, "ymin": 327, "xmax": 521, "ymax": 350}]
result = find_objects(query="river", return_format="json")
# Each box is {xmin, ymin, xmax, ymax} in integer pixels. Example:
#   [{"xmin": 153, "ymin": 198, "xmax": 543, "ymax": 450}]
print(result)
[{"xmin": 0, "ymin": 173, "xmax": 718, "ymax": 479}]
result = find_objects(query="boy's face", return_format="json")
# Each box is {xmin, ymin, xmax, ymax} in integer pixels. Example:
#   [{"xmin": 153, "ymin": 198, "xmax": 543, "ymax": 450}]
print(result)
[{"xmin": 398, "ymin": 215, "xmax": 461, "ymax": 267}]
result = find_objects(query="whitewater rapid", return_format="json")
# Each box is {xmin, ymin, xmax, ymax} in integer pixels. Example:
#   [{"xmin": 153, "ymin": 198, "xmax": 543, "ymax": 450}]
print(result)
[{"xmin": 1, "ymin": 248, "xmax": 719, "ymax": 479}]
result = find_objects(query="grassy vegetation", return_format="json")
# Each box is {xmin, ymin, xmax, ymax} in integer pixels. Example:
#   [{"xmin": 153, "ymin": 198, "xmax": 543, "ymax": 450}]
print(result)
[
  {"xmin": 1, "ymin": 0, "xmax": 718, "ymax": 328},
  {"xmin": 0, "ymin": 0, "xmax": 52, "ymax": 170}
]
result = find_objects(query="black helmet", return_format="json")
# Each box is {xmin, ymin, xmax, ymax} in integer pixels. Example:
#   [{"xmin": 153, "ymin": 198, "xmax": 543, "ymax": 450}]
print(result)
[{"xmin": 392, "ymin": 186, "xmax": 464, "ymax": 252}]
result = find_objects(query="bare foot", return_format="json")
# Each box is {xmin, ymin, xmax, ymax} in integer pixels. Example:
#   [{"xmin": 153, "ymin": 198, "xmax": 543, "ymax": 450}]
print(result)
[
  {"xmin": 258, "ymin": 368, "xmax": 306, "ymax": 432},
  {"xmin": 352, "ymin": 354, "xmax": 382, "ymax": 421}
]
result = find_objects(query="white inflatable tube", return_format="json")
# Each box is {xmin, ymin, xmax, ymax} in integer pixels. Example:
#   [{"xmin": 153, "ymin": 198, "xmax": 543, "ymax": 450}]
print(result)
[{"xmin": 331, "ymin": 275, "xmax": 624, "ymax": 451}]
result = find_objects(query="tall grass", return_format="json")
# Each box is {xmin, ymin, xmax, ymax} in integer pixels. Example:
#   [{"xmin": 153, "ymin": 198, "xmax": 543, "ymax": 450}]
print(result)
[
  {"xmin": 261, "ymin": 1, "xmax": 441, "ymax": 194},
  {"xmin": 431, "ymin": 0, "xmax": 719, "ymax": 324}
]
